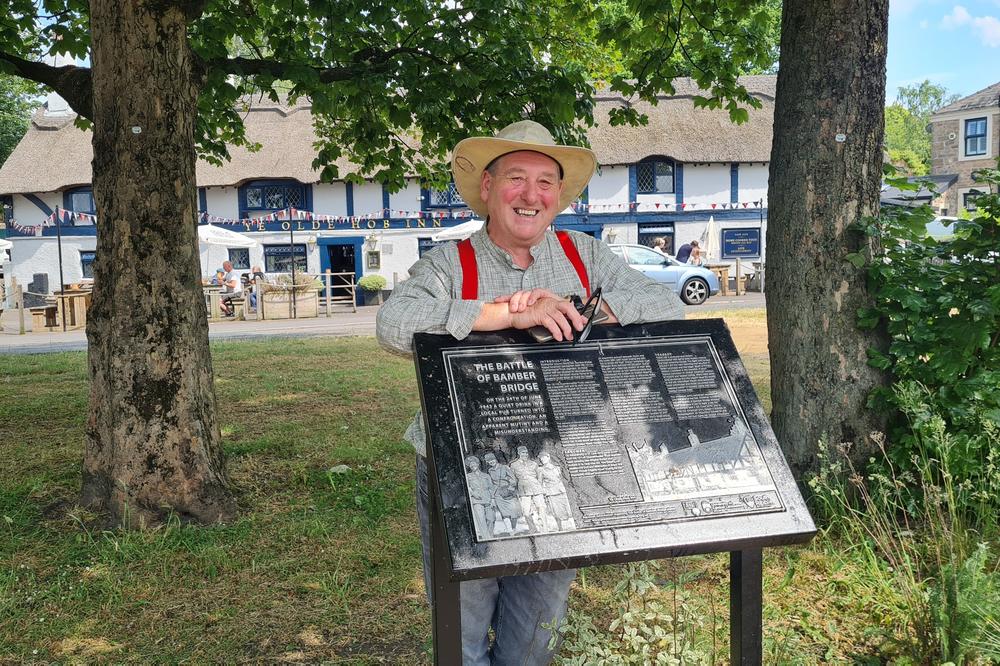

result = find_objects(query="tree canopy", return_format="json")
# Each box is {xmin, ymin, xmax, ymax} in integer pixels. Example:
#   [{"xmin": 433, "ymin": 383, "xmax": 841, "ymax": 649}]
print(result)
[
  {"xmin": 0, "ymin": 0, "xmax": 784, "ymax": 526},
  {"xmin": 1, "ymin": 0, "xmax": 780, "ymax": 188},
  {"xmin": 884, "ymin": 79, "xmax": 960, "ymax": 175},
  {"xmin": 0, "ymin": 71, "xmax": 38, "ymax": 165}
]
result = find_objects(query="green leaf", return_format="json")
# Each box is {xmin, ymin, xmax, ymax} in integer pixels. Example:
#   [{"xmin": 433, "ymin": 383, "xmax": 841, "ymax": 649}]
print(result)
[{"xmin": 845, "ymin": 252, "xmax": 867, "ymax": 268}]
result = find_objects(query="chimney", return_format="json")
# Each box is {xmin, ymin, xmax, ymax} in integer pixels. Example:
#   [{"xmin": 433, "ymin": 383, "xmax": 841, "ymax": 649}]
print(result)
[{"xmin": 43, "ymin": 53, "xmax": 76, "ymax": 117}]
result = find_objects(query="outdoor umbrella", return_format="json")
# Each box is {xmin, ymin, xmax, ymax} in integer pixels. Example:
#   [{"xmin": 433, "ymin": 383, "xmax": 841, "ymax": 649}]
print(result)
[
  {"xmin": 699, "ymin": 216, "xmax": 720, "ymax": 264},
  {"xmin": 197, "ymin": 224, "xmax": 257, "ymax": 275},
  {"xmin": 430, "ymin": 219, "xmax": 484, "ymax": 242}
]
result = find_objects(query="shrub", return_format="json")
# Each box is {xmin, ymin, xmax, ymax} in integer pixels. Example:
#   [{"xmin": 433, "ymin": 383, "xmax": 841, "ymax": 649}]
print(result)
[
  {"xmin": 855, "ymin": 163, "xmax": 1000, "ymax": 532},
  {"xmin": 358, "ymin": 275, "xmax": 387, "ymax": 292}
]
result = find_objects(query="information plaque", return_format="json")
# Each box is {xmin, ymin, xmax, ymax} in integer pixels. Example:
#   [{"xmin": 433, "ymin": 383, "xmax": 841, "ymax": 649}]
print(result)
[{"xmin": 414, "ymin": 318, "xmax": 816, "ymax": 581}]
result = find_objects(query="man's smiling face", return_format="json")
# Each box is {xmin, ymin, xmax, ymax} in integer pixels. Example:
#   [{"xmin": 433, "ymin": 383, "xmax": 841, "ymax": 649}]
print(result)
[{"xmin": 481, "ymin": 150, "xmax": 564, "ymax": 252}]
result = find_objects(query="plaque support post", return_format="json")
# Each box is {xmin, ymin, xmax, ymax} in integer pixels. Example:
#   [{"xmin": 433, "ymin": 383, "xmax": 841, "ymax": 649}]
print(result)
[
  {"xmin": 429, "ymin": 464, "xmax": 463, "ymax": 666},
  {"xmin": 729, "ymin": 549, "xmax": 763, "ymax": 664}
]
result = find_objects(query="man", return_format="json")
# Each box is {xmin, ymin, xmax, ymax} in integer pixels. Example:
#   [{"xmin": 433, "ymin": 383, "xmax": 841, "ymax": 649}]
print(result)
[
  {"xmin": 247, "ymin": 265, "xmax": 267, "ymax": 312},
  {"xmin": 675, "ymin": 239, "xmax": 698, "ymax": 264},
  {"xmin": 465, "ymin": 455, "xmax": 496, "ymax": 539},
  {"xmin": 376, "ymin": 119, "xmax": 684, "ymax": 665},
  {"xmin": 483, "ymin": 451, "xmax": 523, "ymax": 535},
  {"xmin": 510, "ymin": 445, "xmax": 548, "ymax": 532},
  {"xmin": 536, "ymin": 451, "xmax": 575, "ymax": 531},
  {"xmin": 219, "ymin": 260, "xmax": 242, "ymax": 317}
]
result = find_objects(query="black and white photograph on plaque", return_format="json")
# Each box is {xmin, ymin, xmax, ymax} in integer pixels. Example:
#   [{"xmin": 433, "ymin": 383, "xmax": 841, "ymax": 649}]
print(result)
[{"xmin": 442, "ymin": 336, "xmax": 783, "ymax": 543}]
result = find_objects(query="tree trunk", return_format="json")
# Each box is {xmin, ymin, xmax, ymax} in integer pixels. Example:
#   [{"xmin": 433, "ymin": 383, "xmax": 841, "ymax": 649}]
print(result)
[
  {"xmin": 766, "ymin": 0, "xmax": 890, "ymax": 477},
  {"xmin": 81, "ymin": 0, "xmax": 236, "ymax": 526}
]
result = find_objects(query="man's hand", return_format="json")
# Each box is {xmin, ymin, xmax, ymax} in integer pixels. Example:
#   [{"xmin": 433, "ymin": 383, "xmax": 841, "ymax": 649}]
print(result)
[
  {"xmin": 472, "ymin": 292, "xmax": 587, "ymax": 340},
  {"xmin": 493, "ymin": 288, "xmax": 561, "ymax": 313},
  {"xmin": 508, "ymin": 295, "xmax": 587, "ymax": 342}
]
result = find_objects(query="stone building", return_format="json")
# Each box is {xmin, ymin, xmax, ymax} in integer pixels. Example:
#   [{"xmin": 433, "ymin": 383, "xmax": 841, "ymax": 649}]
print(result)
[{"xmin": 929, "ymin": 80, "xmax": 1000, "ymax": 215}]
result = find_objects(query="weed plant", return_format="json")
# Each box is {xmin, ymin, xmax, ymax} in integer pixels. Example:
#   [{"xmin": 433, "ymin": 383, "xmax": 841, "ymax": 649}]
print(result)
[
  {"xmin": 549, "ymin": 561, "xmax": 717, "ymax": 665},
  {"xmin": 809, "ymin": 387, "xmax": 1000, "ymax": 663}
]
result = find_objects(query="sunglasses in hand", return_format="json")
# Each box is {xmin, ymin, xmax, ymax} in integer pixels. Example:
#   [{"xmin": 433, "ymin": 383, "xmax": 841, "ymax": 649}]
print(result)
[{"xmin": 528, "ymin": 288, "xmax": 607, "ymax": 343}]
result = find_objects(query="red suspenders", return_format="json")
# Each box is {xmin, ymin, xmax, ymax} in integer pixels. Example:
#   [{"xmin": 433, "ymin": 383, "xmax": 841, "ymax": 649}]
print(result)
[
  {"xmin": 456, "ymin": 230, "xmax": 590, "ymax": 300},
  {"xmin": 457, "ymin": 236, "xmax": 479, "ymax": 300},
  {"xmin": 555, "ymin": 230, "xmax": 591, "ymax": 298}
]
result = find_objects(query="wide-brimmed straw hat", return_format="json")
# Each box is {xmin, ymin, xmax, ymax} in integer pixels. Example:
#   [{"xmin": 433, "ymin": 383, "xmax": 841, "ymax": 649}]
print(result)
[{"xmin": 451, "ymin": 120, "xmax": 597, "ymax": 218}]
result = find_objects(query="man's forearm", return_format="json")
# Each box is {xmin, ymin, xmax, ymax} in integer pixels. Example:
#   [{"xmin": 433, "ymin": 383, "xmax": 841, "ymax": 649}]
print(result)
[
  {"xmin": 471, "ymin": 302, "xmax": 513, "ymax": 331},
  {"xmin": 600, "ymin": 301, "xmax": 619, "ymax": 324}
]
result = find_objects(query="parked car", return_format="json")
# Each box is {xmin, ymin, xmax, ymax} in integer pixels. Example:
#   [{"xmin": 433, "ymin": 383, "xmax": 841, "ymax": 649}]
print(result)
[{"xmin": 608, "ymin": 244, "xmax": 720, "ymax": 305}]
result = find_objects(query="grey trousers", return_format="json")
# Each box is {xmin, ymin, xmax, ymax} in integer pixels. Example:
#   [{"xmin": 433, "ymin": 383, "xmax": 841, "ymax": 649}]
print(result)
[{"xmin": 415, "ymin": 455, "xmax": 576, "ymax": 665}]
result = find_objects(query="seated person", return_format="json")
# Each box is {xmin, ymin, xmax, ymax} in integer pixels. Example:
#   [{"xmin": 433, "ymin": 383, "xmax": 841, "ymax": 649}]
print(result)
[
  {"xmin": 210, "ymin": 268, "xmax": 225, "ymax": 286},
  {"xmin": 247, "ymin": 265, "xmax": 267, "ymax": 311},
  {"xmin": 219, "ymin": 260, "xmax": 243, "ymax": 316},
  {"xmin": 688, "ymin": 242, "xmax": 704, "ymax": 266}
]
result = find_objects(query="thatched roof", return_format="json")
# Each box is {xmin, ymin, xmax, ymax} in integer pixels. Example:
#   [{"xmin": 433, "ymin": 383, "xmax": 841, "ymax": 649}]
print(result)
[
  {"xmin": 195, "ymin": 103, "xmax": 357, "ymax": 187},
  {"xmin": 0, "ymin": 112, "xmax": 94, "ymax": 194},
  {"xmin": 0, "ymin": 76, "xmax": 776, "ymax": 195},
  {"xmin": 589, "ymin": 75, "xmax": 775, "ymax": 165}
]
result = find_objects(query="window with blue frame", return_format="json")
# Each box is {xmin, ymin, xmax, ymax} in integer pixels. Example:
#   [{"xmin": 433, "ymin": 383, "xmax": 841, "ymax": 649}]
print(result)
[
  {"xmin": 636, "ymin": 159, "xmax": 675, "ymax": 194},
  {"xmin": 418, "ymin": 238, "xmax": 449, "ymax": 256},
  {"xmin": 428, "ymin": 182, "xmax": 465, "ymax": 207},
  {"xmin": 64, "ymin": 187, "xmax": 96, "ymax": 225},
  {"xmin": 263, "ymin": 244, "xmax": 307, "ymax": 273},
  {"xmin": 637, "ymin": 223, "xmax": 675, "ymax": 253},
  {"xmin": 965, "ymin": 118, "xmax": 987, "ymax": 157},
  {"xmin": 228, "ymin": 248, "xmax": 250, "ymax": 270},
  {"xmin": 80, "ymin": 251, "xmax": 96, "ymax": 278},
  {"xmin": 240, "ymin": 180, "xmax": 308, "ymax": 215}
]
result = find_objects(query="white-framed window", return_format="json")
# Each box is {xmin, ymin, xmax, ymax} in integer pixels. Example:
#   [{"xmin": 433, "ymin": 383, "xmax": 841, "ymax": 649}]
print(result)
[
  {"xmin": 228, "ymin": 248, "xmax": 250, "ymax": 269},
  {"xmin": 965, "ymin": 117, "xmax": 988, "ymax": 157},
  {"xmin": 963, "ymin": 189, "xmax": 984, "ymax": 212}
]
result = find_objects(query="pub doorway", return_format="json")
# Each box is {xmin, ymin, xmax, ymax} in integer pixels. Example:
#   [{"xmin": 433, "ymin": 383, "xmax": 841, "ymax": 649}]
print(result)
[{"xmin": 319, "ymin": 236, "xmax": 365, "ymax": 305}]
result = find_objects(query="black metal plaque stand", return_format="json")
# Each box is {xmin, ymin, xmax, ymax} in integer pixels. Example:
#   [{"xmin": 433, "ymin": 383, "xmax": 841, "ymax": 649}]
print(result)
[
  {"xmin": 428, "ymin": 519, "xmax": 765, "ymax": 664},
  {"xmin": 730, "ymin": 549, "xmax": 763, "ymax": 664},
  {"xmin": 429, "ymin": 459, "xmax": 463, "ymax": 666}
]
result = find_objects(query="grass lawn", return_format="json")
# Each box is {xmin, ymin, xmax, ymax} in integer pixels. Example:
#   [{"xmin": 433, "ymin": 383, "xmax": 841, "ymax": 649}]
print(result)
[{"xmin": 0, "ymin": 309, "xmax": 882, "ymax": 663}]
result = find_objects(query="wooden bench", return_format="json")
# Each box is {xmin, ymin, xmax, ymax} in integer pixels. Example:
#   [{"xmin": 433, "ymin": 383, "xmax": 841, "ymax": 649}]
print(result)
[
  {"xmin": 223, "ymin": 295, "xmax": 247, "ymax": 319},
  {"xmin": 29, "ymin": 305, "xmax": 58, "ymax": 331}
]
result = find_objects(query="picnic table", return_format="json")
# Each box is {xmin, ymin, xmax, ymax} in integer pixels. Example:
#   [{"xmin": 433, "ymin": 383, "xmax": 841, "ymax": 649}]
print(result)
[
  {"xmin": 203, "ymin": 285, "xmax": 223, "ymax": 320},
  {"xmin": 52, "ymin": 289, "xmax": 92, "ymax": 330}
]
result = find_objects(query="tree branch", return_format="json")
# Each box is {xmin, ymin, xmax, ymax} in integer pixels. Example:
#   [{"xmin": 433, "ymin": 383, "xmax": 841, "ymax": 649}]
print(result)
[
  {"xmin": 0, "ymin": 51, "xmax": 93, "ymax": 120},
  {"xmin": 149, "ymin": 0, "xmax": 208, "ymax": 20},
  {"xmin": 205, "ymin": 56, "xmax": 363, "ymax": 83},
  {"xmin": 204, "ymin": 46, "xmax": 456, "ymax": 85}
]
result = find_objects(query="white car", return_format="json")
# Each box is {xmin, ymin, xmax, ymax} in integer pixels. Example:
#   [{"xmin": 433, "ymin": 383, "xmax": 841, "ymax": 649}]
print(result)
[{"xmin": 609, "ymin": 244, "xmax": 721, "ymax": 305}]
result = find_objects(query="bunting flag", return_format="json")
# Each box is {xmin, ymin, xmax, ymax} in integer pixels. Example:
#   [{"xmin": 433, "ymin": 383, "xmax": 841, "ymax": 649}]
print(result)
[{"xmin": 9, "ymin": 200, "xmax": 767, "ymax": 236}]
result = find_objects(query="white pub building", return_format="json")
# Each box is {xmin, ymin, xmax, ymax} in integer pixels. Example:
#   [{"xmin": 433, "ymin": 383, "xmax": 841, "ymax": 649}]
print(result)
[{"xmin": 0, "ymin": 77, "xmax": 775, "ymax": 302}]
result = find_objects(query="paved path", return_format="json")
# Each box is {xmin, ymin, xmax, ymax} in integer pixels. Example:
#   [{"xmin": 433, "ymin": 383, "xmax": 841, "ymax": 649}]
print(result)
[{"xmin": 0, "ymin": 293, "xmax": 764, "ymax": 355}]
